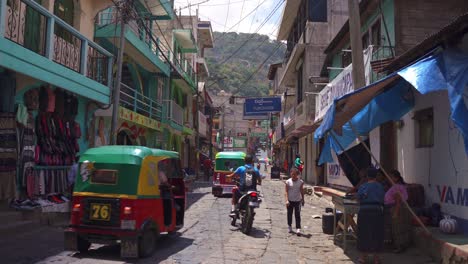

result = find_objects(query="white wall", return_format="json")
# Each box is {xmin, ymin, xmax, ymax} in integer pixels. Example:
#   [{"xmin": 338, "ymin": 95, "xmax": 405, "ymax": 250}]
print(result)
[
  {"xmin": 397, "ymin": 91, "xmax": 468, "ymax": 220},
  {"xmin": 369, "ymin": 128, "xmax": 380, "ymax": 168}
]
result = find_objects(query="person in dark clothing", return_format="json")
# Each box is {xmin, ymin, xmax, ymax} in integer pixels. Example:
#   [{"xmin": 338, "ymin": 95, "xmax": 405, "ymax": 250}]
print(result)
[
  {"xmin": 227, "ymin": 154, "xmax": 261, "ymax": 217},
  {"xmin": 356, "ymin": 168, "xmax": 385, "ymax": 264}
]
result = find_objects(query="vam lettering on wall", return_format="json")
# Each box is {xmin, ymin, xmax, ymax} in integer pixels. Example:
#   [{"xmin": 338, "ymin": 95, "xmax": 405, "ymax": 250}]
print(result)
[
  {"xmin": 326, "ymin": 152, "xmax": 352, "ymax": 187},
  {"xmin": 437, "ymin": 185, "xmax": 468, "ymax": 206}
]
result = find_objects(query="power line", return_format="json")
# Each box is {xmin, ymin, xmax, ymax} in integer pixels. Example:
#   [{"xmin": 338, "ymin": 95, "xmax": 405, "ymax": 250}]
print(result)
[
  {"xmin": 214, "ymin": 0, "xmax": 269, "ymax": 41},
  {"xmin": 224, "ymin": 0, "xmax": 231, "ymax": 32},
  {"xmin": 205, "ymin": 0, "xmax": 284, "ymax": 88},
  {"xmin": 248, "ymin": 0, "xmax": 261, "ymax": 33},
  {"xmin": 237, "ymin": 0, "xmax": 247, "ymax": 32},
  {"xmin": 216, "ymin": 42, "xmax": 283, "ymax": 108}
]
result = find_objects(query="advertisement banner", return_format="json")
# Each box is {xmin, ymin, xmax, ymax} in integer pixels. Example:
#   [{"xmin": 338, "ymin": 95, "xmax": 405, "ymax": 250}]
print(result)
[
  {"xmin": 315, "ymin": 46, "xmax": 373, "ymax": 122},
  {"xmin": 198, "ymin": 111, "xmax": 207, "ymax": 137},
  {"xmin": 326, "ymin": 152, "xmax": 352, "ymax": 187}
]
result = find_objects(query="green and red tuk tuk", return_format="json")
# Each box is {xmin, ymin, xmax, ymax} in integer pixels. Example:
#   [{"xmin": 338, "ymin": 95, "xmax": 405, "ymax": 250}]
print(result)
[
  {"xmin": 212, "ymin": 151, "xmax": 246, "ymax": 197},
  {"xmin": 64, "ymin": 146, "xmax": 186, "ymax": 258}
]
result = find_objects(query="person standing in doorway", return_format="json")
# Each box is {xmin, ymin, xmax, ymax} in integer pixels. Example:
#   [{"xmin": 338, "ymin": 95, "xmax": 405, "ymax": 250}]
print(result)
[{"xmin": 285, "ymin": 167, "xmax": 304, "ymax": 235}]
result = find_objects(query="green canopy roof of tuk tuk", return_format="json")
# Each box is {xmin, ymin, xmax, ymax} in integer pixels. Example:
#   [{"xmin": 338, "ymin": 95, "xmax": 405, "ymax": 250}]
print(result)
[
  {"xmin": 80, "ymin": 146, "xmax": 179, "ymax": 165},
  {"xmin": 215, "ymin": 151, "xmax": 246, "ymax": 160}
]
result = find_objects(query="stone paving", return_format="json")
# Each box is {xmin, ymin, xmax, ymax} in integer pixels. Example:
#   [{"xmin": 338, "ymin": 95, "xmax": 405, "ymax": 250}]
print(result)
[{"xmin": 0, "ymin": 177, "xmax": 438, "ymax": 264}]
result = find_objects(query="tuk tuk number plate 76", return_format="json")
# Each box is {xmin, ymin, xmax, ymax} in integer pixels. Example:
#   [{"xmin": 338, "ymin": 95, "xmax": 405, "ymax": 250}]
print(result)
[{"xmin": 90, "ymin": 203, "xmax": 111, "ymax": 221}]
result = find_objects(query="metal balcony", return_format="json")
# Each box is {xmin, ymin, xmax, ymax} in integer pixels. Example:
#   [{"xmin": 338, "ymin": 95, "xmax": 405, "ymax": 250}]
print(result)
[
  {"xmin": 163, "ymin": 100, "xmax": 183, "ymax": 126},
  {"xmin": 169, "ymin": 51, "xmax": 197, "ymax": 89},
  {"xmin": 370, "ymin": 45, "xmax": 395, "ymax": 82},
  {"xmin": 1, "ymin": 0, "xmax": 112, "ymax": 87},
  {"xmin": 120, "ymin": 83, "xmax": 162, "ymax": 121},
  {"xmin": 95, "ymin": 6, "xmax": 169, "ymax": 75}
]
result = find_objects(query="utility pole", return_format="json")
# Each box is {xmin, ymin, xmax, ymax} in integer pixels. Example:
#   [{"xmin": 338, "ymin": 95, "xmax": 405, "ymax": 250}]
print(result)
[
  {"xmin": 110, "ymin": 0, "xmax": 132, "ymax": 145},
  {"xmin": 221, "ymin": 106, "xmax": 225, "ymax": 151},
  {"xmin": 208, "ymin": 106, "xmax": 213, "ymax": 160},
  {"xmin": 347, "ymin": 0, "xmax": 366, "ymax": 89},
  {"xmin": 195, "ymin": 91, "xmax": 200, "ymax": 180}
]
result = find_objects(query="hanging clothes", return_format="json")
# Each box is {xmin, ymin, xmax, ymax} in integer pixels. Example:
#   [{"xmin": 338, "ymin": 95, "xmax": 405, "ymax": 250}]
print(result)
[{"xmin": 0, "ymin": 113, "xmax": 17, "ymax": 200}]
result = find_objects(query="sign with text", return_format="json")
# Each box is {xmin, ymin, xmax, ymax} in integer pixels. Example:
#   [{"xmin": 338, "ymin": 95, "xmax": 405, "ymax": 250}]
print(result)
[
  {"xmin": 223, "ymin": 137, "xmax": 233, "ymax": 148},
  {"xmin": 315, "ymin": 46, "xmax": 373, "ymax": 122},
  {"xmin": 250, "ymin": 132, "xmax": 267, "ymax": 137},
  {"xmin": 198, "ymin": 111, "xmax": 207, "ymax": 137},
  {"xmin": 327, "ymin": 152, "xmax": 352, "ymax": 187},
  {"xmin": 244, "ymin": 97, "xmax": 281, "ymax": 118},
  {"xmin": 233, "ymin": 138, "xmax": 246, "ymax": 148}
]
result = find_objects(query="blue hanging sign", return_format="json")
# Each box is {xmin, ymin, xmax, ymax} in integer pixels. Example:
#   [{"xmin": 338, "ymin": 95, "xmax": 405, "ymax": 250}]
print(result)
[{"xmin": 244, "ymin": 97, "xmax": 282, "ymax": 115}]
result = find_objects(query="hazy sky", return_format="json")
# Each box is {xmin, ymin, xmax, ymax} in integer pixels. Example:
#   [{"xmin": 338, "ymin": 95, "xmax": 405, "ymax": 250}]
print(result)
[{"xmin": 173, "ymin": 0, "xmax": 284, "ymax": 38}]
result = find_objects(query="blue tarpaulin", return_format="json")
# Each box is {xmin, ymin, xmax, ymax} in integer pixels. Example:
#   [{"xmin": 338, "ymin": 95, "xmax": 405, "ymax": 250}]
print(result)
[{"xmin": 315, "ymin": 48, "xmax": 468, "ymax": 164}]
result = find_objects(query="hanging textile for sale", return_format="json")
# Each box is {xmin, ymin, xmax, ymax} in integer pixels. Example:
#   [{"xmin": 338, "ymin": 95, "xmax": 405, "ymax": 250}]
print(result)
[
  {"xmin": 0, "ymin": 113, "xmax": 17, "ymax": 200},
  {"xmin": 18, "ymin": 112, "xmax": 35, "ymax": 190}
]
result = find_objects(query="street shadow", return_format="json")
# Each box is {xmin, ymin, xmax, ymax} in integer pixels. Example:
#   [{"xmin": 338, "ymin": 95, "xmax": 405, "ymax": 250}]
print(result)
[
  {"xmin": 71, "ymin": 234, "xmax": 195, "ymax": 263},
  {"xmin": 249, "ymin": 227, "xmax": 270, "ymax": 239},
  {"xmin": 186, "ymin": 192, "xmax": 208, "ymax": 210},
  {"xmin": 229, "ymin": 225, "xmax": 270, "ymax": 239},
  {"xmin": 152, "ymin": 234, "xmax": 195, "ymax": 263},
  {"xmin": 296, "ymin": 233, "xmax": 312, "ymax": 239}
]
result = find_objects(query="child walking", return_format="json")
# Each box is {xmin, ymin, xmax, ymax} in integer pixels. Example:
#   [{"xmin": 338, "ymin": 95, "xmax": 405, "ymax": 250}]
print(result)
[{"xmin": 285, "ymin": 167, "xmax": 304, "ymax": 235}]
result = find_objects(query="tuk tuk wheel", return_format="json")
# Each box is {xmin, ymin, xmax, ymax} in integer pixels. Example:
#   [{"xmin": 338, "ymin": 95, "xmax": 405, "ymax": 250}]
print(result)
[
  {"xmin": 77, "ymin": 236, "xmax": 91, "ymax": 252},
  {"xmin": 139, "ymin": 227, "xmax": 157, "ymax": 258}
]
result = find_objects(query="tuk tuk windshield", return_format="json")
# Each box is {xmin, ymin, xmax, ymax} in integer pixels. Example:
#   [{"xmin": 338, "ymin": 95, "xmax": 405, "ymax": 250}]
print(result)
[{"xmin": 215, "ymin": 159, "xmax": 244, "ymax": 172}]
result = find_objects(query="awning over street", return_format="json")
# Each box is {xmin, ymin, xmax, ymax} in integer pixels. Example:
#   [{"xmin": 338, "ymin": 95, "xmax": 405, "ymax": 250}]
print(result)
[{"xmin": 315, "ymin": 48, "xmax": 468, "ymax": 164}]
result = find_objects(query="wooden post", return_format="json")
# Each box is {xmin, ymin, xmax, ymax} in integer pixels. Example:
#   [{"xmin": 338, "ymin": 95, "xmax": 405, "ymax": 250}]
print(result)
[{"xmin": 347, "ymin": 0, "xmax": 366, "ymax": 89}]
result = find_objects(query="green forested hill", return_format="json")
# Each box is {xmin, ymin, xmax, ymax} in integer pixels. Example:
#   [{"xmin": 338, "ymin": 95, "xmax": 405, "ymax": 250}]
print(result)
[{"xmin": 205, "ymin": 32, "xmax": 286, "ymax": 97}]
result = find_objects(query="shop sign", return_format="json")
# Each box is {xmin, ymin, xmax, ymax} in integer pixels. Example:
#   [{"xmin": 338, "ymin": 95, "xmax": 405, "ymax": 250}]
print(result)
[
  {"xmin": 250, "ymin": 132, "xmax": 267, "ymax": 137},
  {"xmin": 198, "ymin": 111, "xmax": 207, "ymax": 137},
  {"xmin": 233, "ymin": 138, "xmax": 246, "ymax": 148},
  {"xmin": 223, "ymin": 136, "xmax": 233, "ymax": 148},
  {"xmin": 327, "ymin": 153, "xmax": 352, "ymax": 187},
  {"xmin": 119, "ymin": 107, "xmax": 162, "ymax": 131},
  {"xmin": 437, "ymin": 185, "xmax": 468, "ymax": 206},
  {"xmin": 244, "ymin": 97, "xmax": 281, "ymax": 115},
  {"xmin": 315, "ymin": 46, "xmax": 373, "ymax": 122}
]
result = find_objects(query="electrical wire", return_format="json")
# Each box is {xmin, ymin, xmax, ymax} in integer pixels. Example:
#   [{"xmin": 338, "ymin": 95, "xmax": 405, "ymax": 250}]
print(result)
[
  {"xmin": 237, "ymin": 0, "xmax": 247, "ymax": 32},
  {"xmin": 248, "ymin": 0, "xmax": 261, "ymax": 33},
  {"xmin": 223, "ymin": 0, "xmax": 231, "ymax": 32},
  {"xmin": 207, "ymin": 0, "xmax": 284, "ymax": 82},
  {"xmin": 214, "ymin": 0, "xmax": 270, "ymax": 42},
  {"xmin": 215, "ymin": 42, "xmax": 283, "ymax": 107}
]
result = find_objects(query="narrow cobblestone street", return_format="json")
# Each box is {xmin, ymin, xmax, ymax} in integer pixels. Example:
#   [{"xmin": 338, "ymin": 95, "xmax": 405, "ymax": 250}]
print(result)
[{"xmin": 0, "ymin": 177, "xmax": 437, "ymax": 264}]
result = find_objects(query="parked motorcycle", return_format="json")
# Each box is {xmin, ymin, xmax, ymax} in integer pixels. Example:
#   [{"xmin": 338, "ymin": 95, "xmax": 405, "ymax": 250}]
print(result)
[{"xmin": 230, "ymin": 190, "xmax": 261, "ymax": 235}]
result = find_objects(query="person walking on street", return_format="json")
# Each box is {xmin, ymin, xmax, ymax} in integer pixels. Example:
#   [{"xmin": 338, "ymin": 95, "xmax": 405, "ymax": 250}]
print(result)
[
  {"xmin": 285, "ymin": 167, "xmax": 304, "ymax": 235},
  {"xmin": 294, "ymin": 153, "xmax": 304, "ymax": 173}
]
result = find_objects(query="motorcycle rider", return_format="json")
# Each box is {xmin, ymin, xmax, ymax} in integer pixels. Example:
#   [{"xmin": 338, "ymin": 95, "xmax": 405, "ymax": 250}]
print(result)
[{"xmin": 226, "ymin": 154, "xmax": 261, "ymax": 217}]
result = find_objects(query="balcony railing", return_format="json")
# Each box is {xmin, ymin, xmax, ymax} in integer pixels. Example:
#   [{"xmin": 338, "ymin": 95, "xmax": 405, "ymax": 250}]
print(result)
[
  {"xmin": 96, "ymin": 6, "xmax": 166, "ymax": 63},
  {"xmin": 120, "ymin": 83, "xmax": 162, "ymax": 121},
  {"xmin": 170, "ymin": 52, "xmax": 197, "ymax": 86},
  {"xmin": 163, "ymin": 100, "xmax": 183, "ymax": 126},
  {"xmin": 3, "ymin": 0, "xmax": 112, "ymax": 86},
  {"xmin": 370, "ymin": 45, "xmax": 395, "ymax": 82}
]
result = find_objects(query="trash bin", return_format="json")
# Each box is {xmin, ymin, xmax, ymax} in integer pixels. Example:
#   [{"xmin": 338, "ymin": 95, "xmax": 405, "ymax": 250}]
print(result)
[
  {"xmin": 322, "ymin": 209, "xmax": 342, "ymax": 235},
  {"xmin": 271, "ymin": 166, "xmax": 280, "ymax": 179}
]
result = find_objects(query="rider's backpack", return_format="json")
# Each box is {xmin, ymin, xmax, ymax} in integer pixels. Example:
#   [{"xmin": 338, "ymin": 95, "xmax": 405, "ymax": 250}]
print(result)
[{"xmin": 245, "ymin": 167, "xmax": 255, "ymax": 187}]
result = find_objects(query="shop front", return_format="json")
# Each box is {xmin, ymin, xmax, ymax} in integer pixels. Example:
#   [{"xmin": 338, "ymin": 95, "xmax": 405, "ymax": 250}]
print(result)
[
  {"xmin": 93, "ymin": 106, "xmax": 163, "ymax": 148},
  {"xmin": 0, "ymin": 70, "xmax": 98, "ymax": 213}
]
